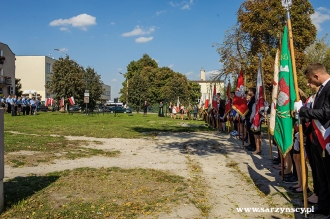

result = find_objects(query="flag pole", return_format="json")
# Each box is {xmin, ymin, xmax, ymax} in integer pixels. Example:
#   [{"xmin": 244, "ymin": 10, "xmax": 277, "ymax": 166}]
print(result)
[
  {"xmin": 283, "ymin": 1, "xmax": 308, "ymax": 215},
  {"xmin": 258, "ymin": 54, "xmax": 273, "ymax": 159}
]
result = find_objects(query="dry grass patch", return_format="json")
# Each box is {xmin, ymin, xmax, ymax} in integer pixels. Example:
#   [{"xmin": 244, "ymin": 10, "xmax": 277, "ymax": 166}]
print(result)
[
  {"xmin": 2, "ymin": 167, "xmax": 191, "ymax": 218},
  {"xmin": 5, "ymin": 133, "xmax": 119, "ymax": 168}
]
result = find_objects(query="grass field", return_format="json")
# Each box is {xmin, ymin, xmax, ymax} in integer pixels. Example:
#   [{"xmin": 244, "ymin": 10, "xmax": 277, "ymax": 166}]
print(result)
[{"xmin": 1, "ymin": 111, "xmax": 213, "ymax": 218}]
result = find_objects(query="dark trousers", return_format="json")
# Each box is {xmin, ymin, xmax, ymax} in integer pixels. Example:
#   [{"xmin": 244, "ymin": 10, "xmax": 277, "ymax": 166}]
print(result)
[
  {"xmin": 310, "ymin": 137, "xmax": 330, "ymax": 211},
  {"xmin": 7, "ymin": 103, "xmax": 11, "ymax": 113},
  {"xmin": 22, "ymin": 106, "xmax": 26, "ymax": 115},
  {"xmin": 246, "ymin": 119, "xmax": 255, "ymax": 147},
  {"xmin": 305, "ymin": 136, "xmax": 319, "ymax": 195},
  {"xmin": 31, "ymin": 106, "xmax": 36, "ymax": 115},
  {"xmin": 11, "ymin": 104, "xmax": 16, "ymax": 116},
  {"xmin": 26, "ymin": 106, "xmax": 30, "ymax": 115}
]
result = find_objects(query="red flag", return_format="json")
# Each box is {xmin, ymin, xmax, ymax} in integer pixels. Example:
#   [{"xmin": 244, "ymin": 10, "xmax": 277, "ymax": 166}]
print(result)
[
  {"xmin": 204, "ymin": 98, "xmax": 209, "ymax": 109},
  {"xmin": 225, "ymin": 82, "xmax": 231, "ymax": 115},
  {"xmin": 68, "ymin": 96, "xmax": 75, "ymax": 105},
  {"xmin": 251, "ymin": 64, "xmax": 265, "ymax": 132},
  {"xmin": 232, "ymin": 70, "xmax": 248, "ymax": 116},
  {"xmin": 212, "ymin": 85, "xmax": 217, "ymax": 109},
  {"xmin": 60, "ymin": 97, "xmax": 64, "ymax": 107},
  {"xmin": 45, "ymin": 98, "xmax": 49, "ymax": 107}
]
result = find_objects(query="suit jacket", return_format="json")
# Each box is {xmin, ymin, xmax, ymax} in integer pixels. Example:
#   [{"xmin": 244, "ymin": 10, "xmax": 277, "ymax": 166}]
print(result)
[{"xmin": 299, "ymin": 79, "xmax": 330, "ymax": 131}]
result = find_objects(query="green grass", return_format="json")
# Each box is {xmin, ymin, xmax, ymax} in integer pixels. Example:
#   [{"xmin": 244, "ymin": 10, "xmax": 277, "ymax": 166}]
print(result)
[
  {"xmin": 5, "ymin": 111, "xmax": 212, "ymax": 138},
  {"xmin": 2, "ymin": 167, "xmax": 190, "ymax": 219},
  {"xmin": 2, "ymin": 111, "xmax": 213, "ymax": 218}
]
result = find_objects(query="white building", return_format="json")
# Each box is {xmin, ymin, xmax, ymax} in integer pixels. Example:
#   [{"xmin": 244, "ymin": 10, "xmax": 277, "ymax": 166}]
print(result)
[
  {"xmin": 15, "ymin": 56, "xmax": 55, "ymax": 100},
  {"xmin": 191, "ymin": 69, "xmax": 225, "ymax": 104},
  {"xmin": 101, "ymin": 84, "xmax": 111, "ymax": 103},
  {"xmin": 16, "ymin": 56, "xmax": 111, "ymax": 102}
]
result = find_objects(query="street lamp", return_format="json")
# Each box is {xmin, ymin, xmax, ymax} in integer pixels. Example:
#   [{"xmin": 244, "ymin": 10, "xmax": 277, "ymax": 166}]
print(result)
[
  {"xmin": 54, "ymin": 49, "xmax": 68, "ymax": 57},
  {"xmin": 119, "ymin": 72, "xmax": 128, "ymax": 106}
]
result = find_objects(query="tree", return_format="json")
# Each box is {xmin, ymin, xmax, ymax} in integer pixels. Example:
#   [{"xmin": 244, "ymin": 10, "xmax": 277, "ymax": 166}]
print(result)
[
  {"xmin": 46, "ymin": 56, "xmax": 103, "ymax": 110},
  {"xmin": 15, "ymin": 78, "xmax": 23, "ymax": 96},
  {"xmin": 304, "ymin": 34, "xmax": 330, "ymax": 95},
  {"xmin": 85, "ymin": 67, "xmax": 104, "ymax": 110},
  {"xmin": 121, "ymin": 54, "xmax": 199, "ymax": 109},
  {"xmin": 215, "ymin": 0, "xmax": 316, "ymax": 97},
  {"xmin": 128, "ymin": 73, "xmax": 148, "ymax": 113}
]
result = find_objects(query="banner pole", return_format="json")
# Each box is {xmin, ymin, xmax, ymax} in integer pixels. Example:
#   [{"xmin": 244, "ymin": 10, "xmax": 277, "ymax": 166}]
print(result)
[{"xmin": 286, "ymin": 8, "xmax": 308, "ymax": 215}]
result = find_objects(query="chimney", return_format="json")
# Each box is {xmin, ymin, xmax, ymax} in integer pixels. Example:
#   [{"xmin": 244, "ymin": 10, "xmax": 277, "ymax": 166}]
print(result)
[{"xmin": 200, "ymin": 68, "xmax": 205, "ymax": 81}]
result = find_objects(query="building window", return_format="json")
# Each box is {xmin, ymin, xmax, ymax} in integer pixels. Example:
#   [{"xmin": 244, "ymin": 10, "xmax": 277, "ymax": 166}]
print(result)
[
  {"xmin": 0, "ymin": 68, "xmax": 3, "ymax": 76},
  {"xmin": 46, "ymin": 63, "xmax": 51, "ymax": 74},
  {"xmin": 0, "ymin": 50, "xmax": 3, "ymax": 56}
]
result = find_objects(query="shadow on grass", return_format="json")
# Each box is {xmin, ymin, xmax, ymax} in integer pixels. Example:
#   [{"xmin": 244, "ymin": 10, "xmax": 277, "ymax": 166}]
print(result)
[
  {"xmin": 4, "ymin": 175, "xmax": 59, "ymax": 210},
  {"xmin": 130, "ymin": 125, "xmax": 213, "ymax": 136}
]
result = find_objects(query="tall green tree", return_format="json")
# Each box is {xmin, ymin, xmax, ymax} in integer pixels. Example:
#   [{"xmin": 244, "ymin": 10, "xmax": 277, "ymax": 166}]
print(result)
[
  {"xmin": 121, "ymin": 54, "xmax": 200, "ymax": 109},
  {"xmin": 85, "ymin": 67, "xmax": 104, "ymax": 110},
  {"xmin": 46, "ymin": 56, "xmax": 103, "ymax": 110},
  {"xmin": 128, "ymin": 73, "xmax": 148, "ymax": 113},
  {"xmin": 15, "ymin": 78, "xmax": 23, "ymax": 96},
  {"xmin": 215, "ymin": 0, "xmax": 316, "ymax": 97}
]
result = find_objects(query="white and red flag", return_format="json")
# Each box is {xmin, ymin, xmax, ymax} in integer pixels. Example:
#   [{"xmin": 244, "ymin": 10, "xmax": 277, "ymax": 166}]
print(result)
[
  {"xmin": 212, "ymin": 84, "xmax": 217, "ymax": 109},
  {"xmin": 68, "ymin": 96, "xmax": 75, "ymax": 105},
  {"xmin": 225, "ymin": 82, "xmax": 231, "ymax": 115},
  {"xmin": 204, "ymin": 96, "xmax": 209, "ymax": 109},
  {"xmin": 312, "ymin": 120, "xmax": 330, "ymax": 156},
  {"xmin": 60, "ymin": 97, "xmax": 64, "ymax": 107},
  {"xmin": 45, "ymin": 98, "xmax": 54, "ymax": 106},
  {"xmin": 232, "ymin": 70, "xmax": 248, "ymax": 116},
  {"xmin": 269, "ymin": 48, "xmax": 280, "ymax": 135},
  {"xmin": 251, "ymin": 64, "xmax": 265, "ymax": 132}
]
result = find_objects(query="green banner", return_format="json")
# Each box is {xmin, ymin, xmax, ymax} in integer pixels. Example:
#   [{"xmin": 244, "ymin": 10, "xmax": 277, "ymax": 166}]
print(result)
[{"xmin": 274, "ymin": 26, "xmax": 297, "ymax": 157}]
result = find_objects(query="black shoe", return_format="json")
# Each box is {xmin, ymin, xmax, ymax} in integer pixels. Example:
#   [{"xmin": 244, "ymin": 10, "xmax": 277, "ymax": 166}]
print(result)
[
  {"xmin": 244, "ymin": 144, "xmax": 252, "ymax": 148},
  {"xmin": 272, "ymin": 158, "xmax": 280, "ymax": 165},
  {"xmin": 283, "ymin": 176, "xmax": 298, "ymax": 184},
  {"xmin": 279, "ymin": 171, "xmax": 292, "ymax": 177},
  {"xmin": 248, "ymin": 147, "xmax": 256, "ymax": 151},
  {"xmin": 311, "ymin": 205, "xmax": 328, "ymax": 215}
]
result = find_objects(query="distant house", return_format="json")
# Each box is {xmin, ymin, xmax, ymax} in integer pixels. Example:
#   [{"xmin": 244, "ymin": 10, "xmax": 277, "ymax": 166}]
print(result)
[
  {"xmin": 190, "ymin": 69, "xmax": 224, "ymax": 105},
  {"xmin": 0, "ymin": 42, "xmax": 15, "ymax": 97}
]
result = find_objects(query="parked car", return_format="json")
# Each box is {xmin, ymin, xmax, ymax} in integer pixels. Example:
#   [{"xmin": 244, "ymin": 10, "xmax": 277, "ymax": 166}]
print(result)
[
  {"xmin": 38, "ymin": 104, "xmax": 48, "ymax": 112},
  {"xmin": 110, "ymin": 106, "xmax": 126, "ymax": 113},
  {"xmin": 69, "ymin": 105, "xmax": 82, "ymax": 112},
  {"xmin": 125, "ymin": 107, "xmax": 132, "ymax": 113}
]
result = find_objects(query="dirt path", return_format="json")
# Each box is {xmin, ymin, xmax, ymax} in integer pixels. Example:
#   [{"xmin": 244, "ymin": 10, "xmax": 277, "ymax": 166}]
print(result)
[{"xmin": 4, "ymin": 131, "xmax": 320, "ymax": 219}]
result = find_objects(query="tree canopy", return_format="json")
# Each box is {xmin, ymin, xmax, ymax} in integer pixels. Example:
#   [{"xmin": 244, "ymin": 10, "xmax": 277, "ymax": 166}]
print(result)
[
  {"xmin": 215, "ymin": 0, "xmax": 316, "ymax": 98},
  {"xmin": 120, "ymin": 54, "xmax": 201, "ymax": 110},
  {"xmin": 46, "ymin": 56, "xmax": 104, "ymax": 110}
]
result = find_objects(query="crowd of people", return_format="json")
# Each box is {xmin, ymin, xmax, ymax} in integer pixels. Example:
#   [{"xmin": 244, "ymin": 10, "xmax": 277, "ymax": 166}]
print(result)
[
  {"xmin": 0, "ymin": 95, "xmax": 40, "ymax": 116},
  {"xmin": 199, "ymin": 63, "xmax": 330, "ymax": 217}
]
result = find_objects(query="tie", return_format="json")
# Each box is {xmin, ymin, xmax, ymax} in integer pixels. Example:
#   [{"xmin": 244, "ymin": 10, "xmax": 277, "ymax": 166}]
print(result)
[{"xmin": 315, "ymin": 85, "xmax": 324, "ymax": 99}]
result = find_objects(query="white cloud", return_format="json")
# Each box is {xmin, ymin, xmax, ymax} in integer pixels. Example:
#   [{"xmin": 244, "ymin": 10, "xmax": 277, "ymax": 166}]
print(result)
[
  {"xmin": 49, "ymin": 13, "xmax": 96, "ymax": 31},
  {"xmin": 60, "ymin": 27, "xmax": 70, "ymax": 32},
  {"xmin": 111, "ymin": 79, "xmax": 117, "ymax": 82},
  {"xmin": 110, "ymin": 22, "xmax": 115, "ymax": 25},
  {"xmin": 311, "ymin": 7, "xmax": 330, "ymax": 31},
  {"xmin": 170, "ymin": 0, "xmax": 194, "ymax": 10},
  {"xmin": 156, "ymin": 10, "xmax": 166, "ymax": 16},
  {"xmin": 185, "ymin": 71, "xmax": 193, "ymax": 76},
  {"xmin": 135, "ymin": 37, "xmax": 153, "ymax": 43},
  {"xmin": 122, "ymin": 25, "xmax": 155, "ymax": 37},
  {"xmin": 168, "ymin": 64, "xmax": 174, "ymax": 68}
]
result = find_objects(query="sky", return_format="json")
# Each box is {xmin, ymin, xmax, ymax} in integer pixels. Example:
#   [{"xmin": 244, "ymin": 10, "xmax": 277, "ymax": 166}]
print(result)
[{"xmin": 2, "ymin": 0, "xmax": 330, "ymax": 100}]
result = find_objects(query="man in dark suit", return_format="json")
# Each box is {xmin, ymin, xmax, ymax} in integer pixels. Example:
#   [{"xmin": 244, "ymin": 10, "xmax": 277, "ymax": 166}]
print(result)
[
  {"xmin": 295, "ymin": 63, "xmax": 330, "ymax": 217},
  {"xmin": 245, "ymin": 88, "xmax": 256, "ymax": 151}
]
